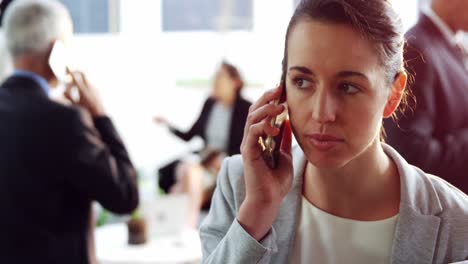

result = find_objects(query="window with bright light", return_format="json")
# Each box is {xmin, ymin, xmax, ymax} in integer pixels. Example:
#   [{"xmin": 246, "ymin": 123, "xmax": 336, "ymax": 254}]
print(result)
[
  {"xmin": 60, "ymin": 0, "xmax": 120, "ymax": 33},
  {"xmin": 162, "ymin": 0, "xmax": 253, "ymax": 31}
]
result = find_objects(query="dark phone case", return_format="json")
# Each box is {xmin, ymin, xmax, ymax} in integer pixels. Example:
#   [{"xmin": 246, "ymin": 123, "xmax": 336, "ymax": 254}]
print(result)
[{"xmin": 262, "ymin": 85, "xmax": 287, "ymax": 169}]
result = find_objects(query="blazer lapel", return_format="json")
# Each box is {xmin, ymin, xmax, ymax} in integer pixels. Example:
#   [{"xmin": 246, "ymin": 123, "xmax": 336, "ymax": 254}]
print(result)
[
  {"xmin": 391, "ymin": 207, "xmax": 440, "ymax": 264},
  {"xmin": 383, "ymin": 144, "xmax": 442, "ymax": 264},
  {"xmin": 275, "ymin": 146, "xmax": 306, "ymax": 263}
]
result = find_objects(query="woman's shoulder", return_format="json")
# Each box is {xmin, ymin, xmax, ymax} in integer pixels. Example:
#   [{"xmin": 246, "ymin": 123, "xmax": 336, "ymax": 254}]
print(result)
[
  {"xmin": 385, "ymin": 143, "xmax": 468, "ymax": 215},
  {"xmin": 385, "ymin": 144, "xmax": 468, "ymax": 252},
  {"xmin": 203, "ymin": 97, "xmax": 216, "ymax": 108},
  {"xmin": 425, "ymin": 173, "xmax": 468, "ymax": 216},
  {"xmin": 405, "ymin": 164, "xmax": 468, "ymax": 244},
  {"xmin": 237, "ymin": 95, "xmax": 252, "ymax": 105},
  {"xmin": 402, "ymin": 159, "xmax": 468, "ymax": 216},
  {"xmin": 423, "ymin": 173, "xmax": 468, "ymax": 255}
]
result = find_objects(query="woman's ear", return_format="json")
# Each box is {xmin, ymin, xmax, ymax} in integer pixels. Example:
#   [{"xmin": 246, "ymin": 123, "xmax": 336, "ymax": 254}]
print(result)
[{"xmin": 383, "ymin": 71, "xmax": 407, "ymax": 118}]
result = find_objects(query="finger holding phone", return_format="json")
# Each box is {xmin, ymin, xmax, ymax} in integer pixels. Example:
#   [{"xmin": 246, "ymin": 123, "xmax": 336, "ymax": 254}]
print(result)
[
  {"xmin": 48, "ymin": 40, "xmax": 106, "ymax": 117},
  {"xmin": 238, "ymin": 84, "xmax": 293, "ymax": 241},
  {"xmin": 65, "ymin": 69, "xmax": 106, "ymax": 118}
]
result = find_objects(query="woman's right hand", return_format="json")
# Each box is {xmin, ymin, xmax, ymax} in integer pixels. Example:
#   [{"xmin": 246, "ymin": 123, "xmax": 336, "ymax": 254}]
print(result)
[{"xmin": 238, "ymin": 85, "xmax": 293, "ymax": 241}]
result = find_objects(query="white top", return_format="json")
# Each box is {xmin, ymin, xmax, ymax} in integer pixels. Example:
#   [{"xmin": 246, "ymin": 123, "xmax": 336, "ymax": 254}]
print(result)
[
  {"xmin": 291, "ymin": 197, "xmax": 398, "ymax": 264},
  {"xmin": 205, "ymin": 101, "xmax": 232, "ymax": 152}
]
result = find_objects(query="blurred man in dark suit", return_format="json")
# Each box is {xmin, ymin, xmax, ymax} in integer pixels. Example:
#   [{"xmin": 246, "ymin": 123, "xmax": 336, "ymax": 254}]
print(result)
[
  {"xmin": 384, "ymin": 0, "xmax": 468, "ymax": 193},
  {"xmin": 0, "ymin": 0, "xmax": 139, "ymax": 263}
]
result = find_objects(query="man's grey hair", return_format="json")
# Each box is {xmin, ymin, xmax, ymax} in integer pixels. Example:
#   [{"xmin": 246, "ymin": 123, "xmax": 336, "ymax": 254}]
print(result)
[{"xmin": 2, "ymin": 0, "xmax": 73, "ymax": 58}]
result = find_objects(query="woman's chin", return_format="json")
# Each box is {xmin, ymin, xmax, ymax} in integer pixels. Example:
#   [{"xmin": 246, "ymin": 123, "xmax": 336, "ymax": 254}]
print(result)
[{"xmin": 304, "ymin": 150, "xmax": 351, "ymax": 170}]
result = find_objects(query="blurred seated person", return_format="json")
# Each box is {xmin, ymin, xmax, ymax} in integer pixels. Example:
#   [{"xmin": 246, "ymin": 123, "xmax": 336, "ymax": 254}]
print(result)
[{"xmin": 154, "ymin": 61, "xmax": 251, "ymax": 226}]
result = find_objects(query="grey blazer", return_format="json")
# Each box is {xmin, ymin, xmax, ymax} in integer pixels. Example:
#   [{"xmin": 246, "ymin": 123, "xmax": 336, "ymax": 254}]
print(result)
[{"xmin": 200, "ymin": 144, "xmax": 468, "ymax": 263}]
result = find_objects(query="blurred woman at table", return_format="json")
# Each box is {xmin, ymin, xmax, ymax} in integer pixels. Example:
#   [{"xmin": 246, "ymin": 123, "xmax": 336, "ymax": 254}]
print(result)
[{"xmin": 154, "ymin": 61, "xmax": 251, "ymax": 226}]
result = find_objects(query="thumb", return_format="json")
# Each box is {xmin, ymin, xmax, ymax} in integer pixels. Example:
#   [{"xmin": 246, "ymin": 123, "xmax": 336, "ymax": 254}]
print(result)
[{"xmin": 64, "ymin": 82, "xmax": 74, "ymax": 102}]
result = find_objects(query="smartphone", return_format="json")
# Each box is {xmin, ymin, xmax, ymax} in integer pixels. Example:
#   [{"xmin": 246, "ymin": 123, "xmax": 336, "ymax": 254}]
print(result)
[
  {"xmin": 48, "ymin": 40, "xmax": 80, "ymax": 101},
  {"xmin": 48, "ymin": 40, "xmax": 69, "ymax": 82},
  {"xmin": 260, "ymin": 82, "xmax": 288, "ymax": 169}
]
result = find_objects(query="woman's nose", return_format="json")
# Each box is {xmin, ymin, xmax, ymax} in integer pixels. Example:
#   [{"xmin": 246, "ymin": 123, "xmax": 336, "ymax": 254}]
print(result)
[{"xmin": 311, "ymin": 89, "xmax": 336, "ymax": 124}]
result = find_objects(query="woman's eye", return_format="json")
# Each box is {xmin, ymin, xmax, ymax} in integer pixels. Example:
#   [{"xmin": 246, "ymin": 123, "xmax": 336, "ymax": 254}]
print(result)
[
  {"xmin": 340, "ymin": 83, "xmax": 360, "ymax": 94},
  {"xmin": 294, "ymin": 78, "xmax": 312, "ymax": 89}
]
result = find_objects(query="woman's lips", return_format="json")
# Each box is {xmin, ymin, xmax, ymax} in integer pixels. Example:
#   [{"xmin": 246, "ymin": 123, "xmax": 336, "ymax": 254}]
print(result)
[{"xmin": 307, "ymin": 133, "xmax": 344, "ymax": 151}]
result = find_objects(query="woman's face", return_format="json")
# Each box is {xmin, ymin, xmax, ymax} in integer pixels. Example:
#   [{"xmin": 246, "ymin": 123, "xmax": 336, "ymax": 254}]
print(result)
[
  {"xmin": 213, "ymin": 66, "xmax": 237, "ymax": 101},
  {"xmin": 286, "ymin": 20, "xmax": 394, "ymax": 169}
]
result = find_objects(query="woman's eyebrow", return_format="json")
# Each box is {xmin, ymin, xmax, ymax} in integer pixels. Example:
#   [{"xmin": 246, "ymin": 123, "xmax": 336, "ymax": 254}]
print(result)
[
  {"xmin": 288, "ymin": 66, "xmax": 314, "ymax": 75},
  {"xmin": 336, "ymin": 71, "xmax": 369, "ymax": 81},
  {"xmin": 288, "ymin": 67, "xmax": 369, "ymax": 82}
]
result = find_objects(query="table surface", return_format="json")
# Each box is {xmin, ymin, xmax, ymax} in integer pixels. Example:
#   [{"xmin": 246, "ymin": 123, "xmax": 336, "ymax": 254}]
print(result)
[{"xmin": 95, "ymin": 223, "xmax": 202, "ymax": 264}]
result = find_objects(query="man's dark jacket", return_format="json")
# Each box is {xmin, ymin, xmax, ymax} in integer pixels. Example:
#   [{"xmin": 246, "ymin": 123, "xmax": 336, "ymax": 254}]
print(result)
[
  {"xmin": 384, "ymin": 14, "xmax": 468, "ymax": 194},
  {"xmin": 0, "ymin": 75, "xmax": 139, "ymax": 264}
]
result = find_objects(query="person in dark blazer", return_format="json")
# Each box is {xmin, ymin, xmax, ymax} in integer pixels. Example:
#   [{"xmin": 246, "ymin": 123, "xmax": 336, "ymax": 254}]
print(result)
[
  {"xmin": 154, "ymin": 61, "xmax": 251, "ymax": 226},
  {"xmin": 384, "ymin": 0, "xmax": 468, "ymax": 194},
  {"xmin": 155, "ymin": 61, "xmax": 251, "ymax": 158},
  {"xmin": 0, "ymin": 1, "xmax": 138, "ymax": 263},
  {"xmin": 167, "ymin": 93, "xmax": 251, "ymax": 158}
]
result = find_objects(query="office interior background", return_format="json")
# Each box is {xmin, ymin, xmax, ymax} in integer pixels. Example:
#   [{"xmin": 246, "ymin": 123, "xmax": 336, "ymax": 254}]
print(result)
[{"xmin": 58, "ymin": 0, "xmax": 463, "ymax": 192}]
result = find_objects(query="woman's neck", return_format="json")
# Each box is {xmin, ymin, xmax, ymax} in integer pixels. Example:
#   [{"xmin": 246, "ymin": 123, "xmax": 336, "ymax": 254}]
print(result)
[
  {"xmin": 303, "ymin": 139, "xmax": 400, "ymax": 221},
  {"xmin": 218, "ymin": 94, "xmax": 236, "ymax": 107}
]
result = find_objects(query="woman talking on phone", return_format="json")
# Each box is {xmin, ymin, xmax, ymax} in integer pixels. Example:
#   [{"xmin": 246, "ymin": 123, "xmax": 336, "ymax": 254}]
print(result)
[{"xmin": 199, "ymin": 0, "xmax": 468, "ymax": 263}]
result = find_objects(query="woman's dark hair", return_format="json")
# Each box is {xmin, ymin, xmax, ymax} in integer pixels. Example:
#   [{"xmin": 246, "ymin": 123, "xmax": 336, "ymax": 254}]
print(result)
[
  {"xmin": 281, "ymin": 0, "xmax": 411, "ymax": 125},
  {"xmin": 221, "ymin": 61, "xmax": 244, "ymax": 93},
  {"xmin": 282, "ymin": 0, "xmax": 405, "ymax": 83}
]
